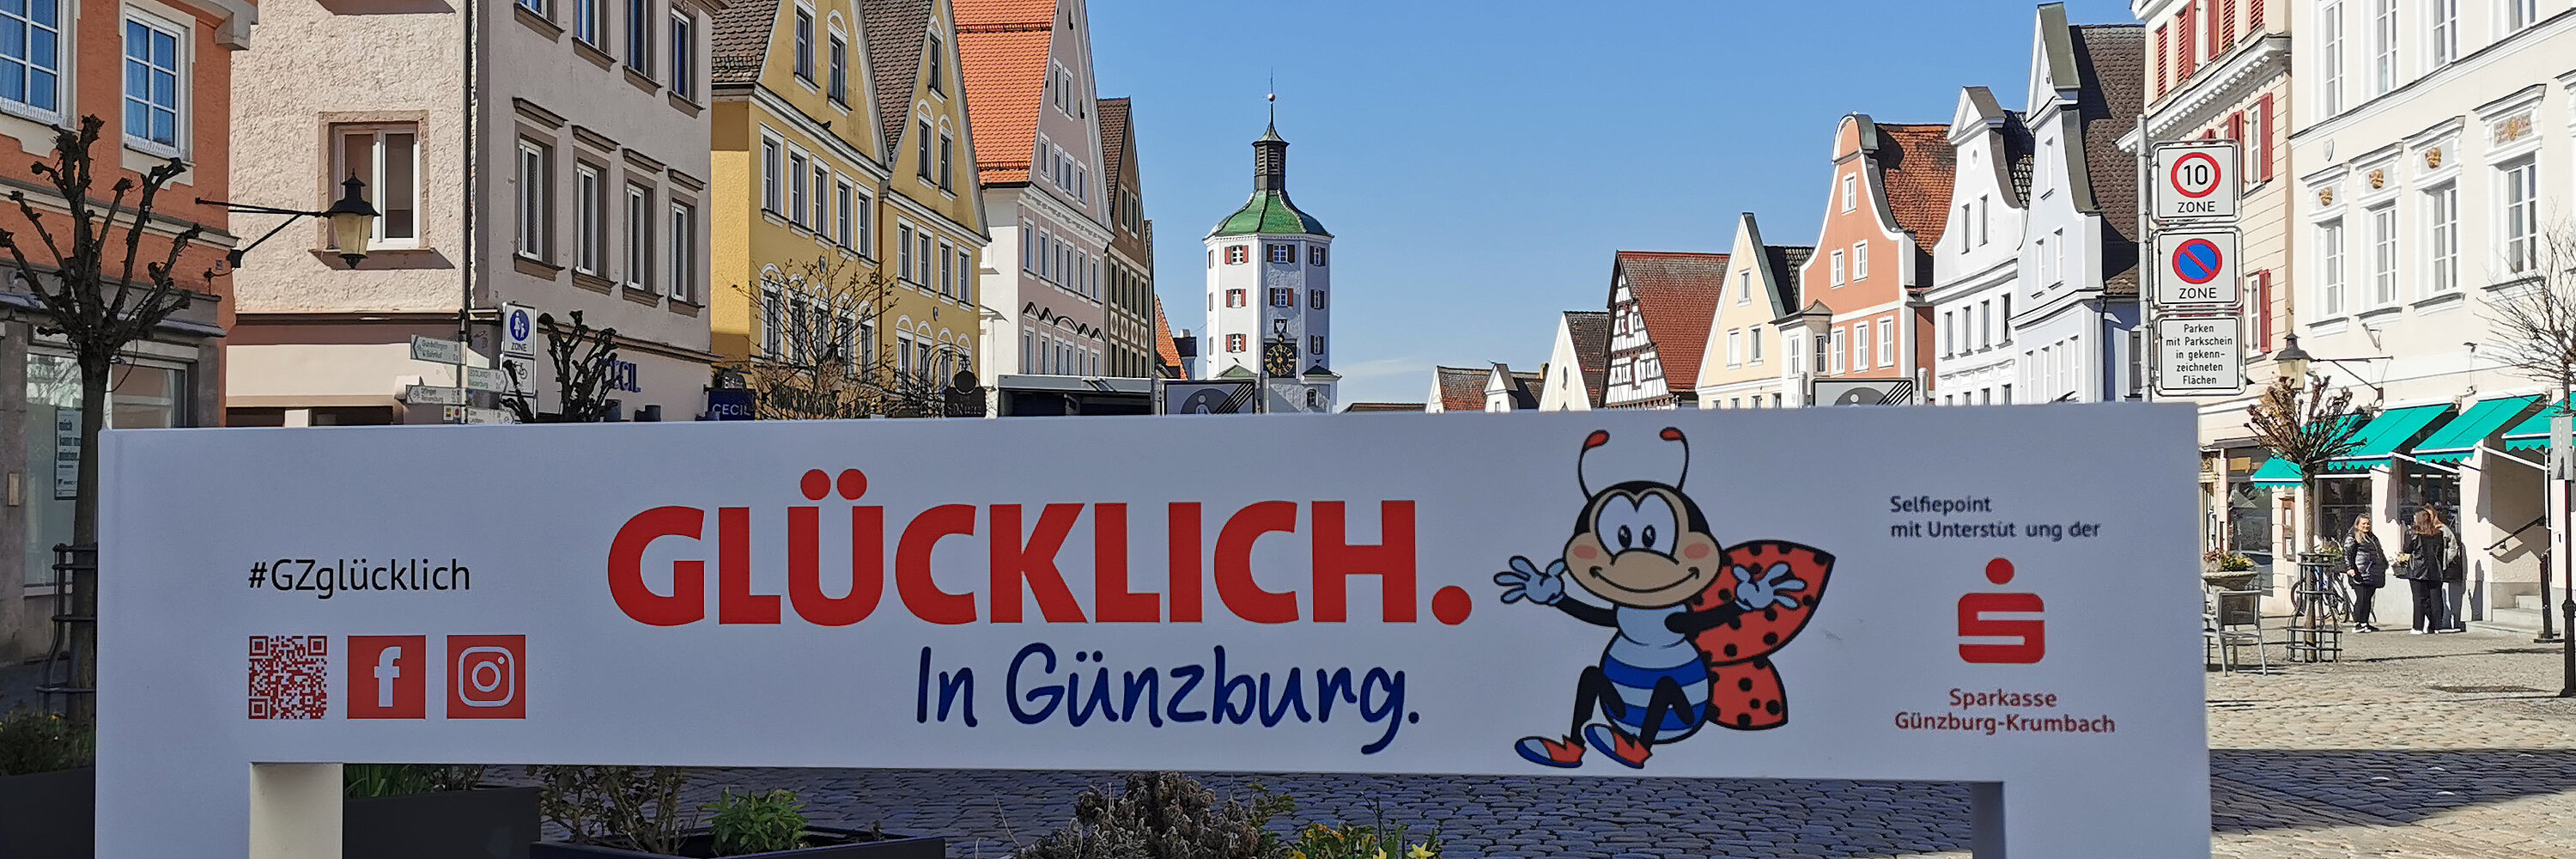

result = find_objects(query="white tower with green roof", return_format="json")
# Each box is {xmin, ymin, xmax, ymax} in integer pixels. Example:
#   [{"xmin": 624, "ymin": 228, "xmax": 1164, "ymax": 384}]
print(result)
[{"xmin": 1204, "ymin": 112, "xmax": 1336, "ymax": 411}]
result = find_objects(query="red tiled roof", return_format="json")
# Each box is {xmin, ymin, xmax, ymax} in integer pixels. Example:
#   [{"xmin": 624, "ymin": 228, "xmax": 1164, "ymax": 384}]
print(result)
[
  {"xmin": 1433, "ymin": 366, "xmax": 1486, "ymax": 412},
  {"xmin": 860, "ymin": 0, "xmax": 935, "ymax": 161},
  {"xmin": 1152, "ymin": 297, "xmax": 1182, "ymax": 376},
  {"xmin": 1614, "ymin": 252, "xmax": 1728, "ymax": 391},
  {"xmin": 1099, "ymin": 96, "xmax": 1130, "ymax": 197},
  {"xmin": 953, "ymin": 0, "xmax": 1056, "ymax": 185},
  {"xmin": 1873, "ymin": 124, "xmax": 1958, "ymax": 260},
  {"xmin": 1563, "ymin": 310, "xmax": 1610, "ymax": 408}
]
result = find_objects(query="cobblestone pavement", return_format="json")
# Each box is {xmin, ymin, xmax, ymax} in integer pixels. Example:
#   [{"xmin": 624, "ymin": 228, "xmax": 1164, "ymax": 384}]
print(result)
[{"xmin": 501, "ymin": 627, "xmax": 2576, "ymax": 858}]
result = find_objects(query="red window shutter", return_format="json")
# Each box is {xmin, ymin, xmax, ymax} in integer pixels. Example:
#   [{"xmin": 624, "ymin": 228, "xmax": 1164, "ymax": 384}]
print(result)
[
  {"xmin": 2227, "ymin": 113, "xmax": 2245, "ymax": 143},
  {"xmin": 2203, "ymin": 129, "xmax": 2217, "ymax": 140},
  {"xmin": 2155, "ymin": 26, "xmax": 2169, "ymax": 97},
  {"xmin": 2257, "ymin": 94, "xmax": 2275, "ymax": 181},
  {"xmin": 2250, "ymin": 0, "xmax": 2265, "ymax": 31},
  {"xmin": 2178, "ymin": 8, "xmax": 2196, "ymax": 77},
  {"xmin": 2253, "ymin": 271, "xmax": 2273, "ymax": 351},
  {"xmin": 2220, "ymin": 0, "xmax": 2238, "ymax": 54}
]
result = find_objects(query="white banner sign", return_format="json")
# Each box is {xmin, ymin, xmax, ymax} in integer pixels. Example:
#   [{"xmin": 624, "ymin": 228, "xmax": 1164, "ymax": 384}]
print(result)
[
  {"xmin": 2154, "ymin": 317, "xmax": 2245, "ymax": 396},
  {"xmin": 408, "ymin": 335, "xmax": 465, "ymax": 366},
  {"xmin": 100, "ymin": 409, "xmax": 2208, "ymax": 857}
]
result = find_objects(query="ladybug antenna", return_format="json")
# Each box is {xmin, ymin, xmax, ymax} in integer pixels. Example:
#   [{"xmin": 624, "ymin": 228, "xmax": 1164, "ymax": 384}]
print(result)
[
  {"xmin": 1660, "ymin": 427, "xmax": 1690, "ymax": 489},
  {"xmin": 1577, "ymin": 430, "xmax": 1611, "ymax": 497}
]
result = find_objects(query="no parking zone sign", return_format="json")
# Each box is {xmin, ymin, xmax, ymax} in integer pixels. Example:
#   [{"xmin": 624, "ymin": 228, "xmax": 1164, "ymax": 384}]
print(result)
[
  {"xmin": 99, "ymin": 408, "xmax": 2209, "ymax": 857},
  {"xmin": 2154, "ymin": 141, "xmax": 2239, "ymax": 222},
  {"xmin": 2153, "ymin": 229, "xmax": 2240, "ymax": 308}
]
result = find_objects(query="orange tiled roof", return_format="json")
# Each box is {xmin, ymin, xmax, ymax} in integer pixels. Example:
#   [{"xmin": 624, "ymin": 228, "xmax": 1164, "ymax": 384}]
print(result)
[
  {"xmin": 1433, "ymin": 366, "xmax": 1486, "ymax": 412},
  {"xmin": 1614, "ymin": 252, "xmax": 1728, "ymax": 393},
  {"xmin": 1153, "ymin": 297, "xmax": 1182, "ymax": 376},
  {"xmin": 953, "ymin": 0, "xmax": 1056, "ymax": 185},
  {"xmin": 1873, "ymin": 124, "xmax": 1959, "ymax": 262}
]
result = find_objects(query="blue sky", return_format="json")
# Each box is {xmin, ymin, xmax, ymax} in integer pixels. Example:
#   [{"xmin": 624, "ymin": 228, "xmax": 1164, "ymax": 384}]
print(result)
[{"xmin": 1089, "ymin": 0, "xmax": 2142, "ymax": 405}]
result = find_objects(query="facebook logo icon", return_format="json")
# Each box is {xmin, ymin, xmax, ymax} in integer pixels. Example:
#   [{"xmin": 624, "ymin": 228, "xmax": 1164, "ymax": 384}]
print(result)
[{"xmin": 346, "ymin": 636, "xmax": 426, "ymax": 719}]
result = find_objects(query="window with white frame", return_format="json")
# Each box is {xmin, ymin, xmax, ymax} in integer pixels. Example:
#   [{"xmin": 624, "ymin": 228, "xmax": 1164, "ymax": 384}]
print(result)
[
  {"xmin": 1854, "ymin": 323, "xmax": 1871, "ymax": 369},
  {"xmin": 516, "ymin": 140, "xmax": 551, "ymax": 259},
  {"xmin": 1268, "ymin": 243, "xmax": 1295, "ymax": 264},
  {"xmin": 627, "ymin": 0, "xmax": 653, "ymax": 76},
  {"xmin": 2507, "ymin": 0, "xmax": 2539, "ymax": 31},
  {"xmin": 122, "ymin": 14, "xmax": 183, "ymax": 152},
  {"xmin": 2319, "ymin": 2, "xmax": 2345, "ymax": 116},
  {"xmin": 926, "ymin": 32, "xmax": 944, "ymax": 91},
  {"xmin": 1977, "ymin": 195, "xmax": 1990, "ymax": 245},
  {"xmin": 574, "ymin": 163, "xmax": 605, "ymax": 276},
  {"xmin": 1736, "ymin": 271, "xmax": 1751, "ymax": 305},
  {"xmin": 939, "ymin": 131, "xmax": 954, "ymax": 192},
  {"xmin": 2429, "ymin": 0, "xmax": 2458, "ymax": 65},
  {"xmin": 810, "ymin": 166, "xmax": 827, "ymax": 228},
  {"xmin": 519, "ymin": 0, "xmax": 546, "ymax": 15},
  {"xmin": 957, "ymin": 249, "xmax": 973, "ymax": 303},
  {"xmin": 2036, "ymin": 235, "xmax": 2051, "ymax": 282},
  {"xmin": 668, "ymin": 201, "xmax": 696, "ymax": 302},
  {"xmin": 1878, "ymin": 318, "xmax": 1894, "ymax": 367},
  {"xmin": 835, "ymin": 179, "xmax": 854, "ymax": 247},
  {"xmin": 2318, "ymin": 218, "xmax": 2347, "ymax": 314},
  {"xmin": 1941, "ymin": 311, "xmax": 1954, "ymax": 356},
  {"xmin": 1979, "ymin": 300, "xmax": 1994, "ymax": 348},
  {"xmin": 625, "ymin": 184, "xmax": 653, "ymax": 292},
  {"xmin": 2051, "ymin": 228, "xmax": 2066, "ymax": 284},
  {"xmin": 761, "ymin": 284, "xmax": 784, "ymax": 356},
  {"xmin": 916, "ymin": 230, "xmax": 931, "ymax": 284},
  {"xmin": 1309, "ymin": 289, "xmax": 1326, "ymax": 309},
  {"xmin": 1839, "ymin": 174, "xmax": 1856, "ymax": 213},
  {"xmin": 2369, "ymin": 0, "xmax": 2396, "ymax": 95},
  {"xmin": 0, "ymin": 0, "xmax": 64, "ymax": 119},
  {"xmin": 670, "ymin": 11, "xmax": 696, "ymax": 100},
  {"xmin": 576, "ymin": 0, "xmax": 605, "ymax": 44},
  {"xmin": 1829, "ymin": 249, "xmax": 1846, "ymax": 286},
  {"xmin": 938, "ymin": 241, "xmax": 954, "ymax": 297},
  {"xmin": 1728, "ymin": 331, "xmax": 1743, "ymax": 366},
  {"xmin": 1851, "ymin": 241, "xmax": 1868, "ymax": 279},
  {"xmin": 2427, "ymin": 184, "xmax": 2457, "ymax": 294},
  {"xmin": 760, "ymin": 137, "xmax": 781, "ymax": 212},
  {"xmin": 896, "ymin": 223, "xmax": 914, "ymax": 282},
  {"xmin": 2504, "ymin": 159, "xmax": 2538, "ymax": 275},
  {"xmin": 2370, "ymin": 204, "xmax": 2396, "ymax": 306},
  {"xmin": 793, "ymin": 7, "xmax": 814, "ymax": 82},
  {"xmin": 1749, "ymin": 330, "xmax": 1763, "ymax": 363},
  {"xmin": 336, "ymin": 125, "xmax": 418, "ymax": 247},
  {"xmin": 827, "ymin": 33, "xmax": 848, "ymax": 104},
  {"xmin": 787, "ymin": 152, "xmax": 809, "ymax": 227},
  {"xmin": 1999, "ymin": 295, "xmax": 2012, "ymax": 342},
  {"xmin": 1829, "ymin": 328, "xmax": 1847, "ymax": 374}
]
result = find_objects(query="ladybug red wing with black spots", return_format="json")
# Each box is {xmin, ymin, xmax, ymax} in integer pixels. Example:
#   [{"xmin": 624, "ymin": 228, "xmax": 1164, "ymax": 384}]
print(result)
[{"xmin": 1491, "ymin": 428, "xmax": 1836, "ymax": 770}]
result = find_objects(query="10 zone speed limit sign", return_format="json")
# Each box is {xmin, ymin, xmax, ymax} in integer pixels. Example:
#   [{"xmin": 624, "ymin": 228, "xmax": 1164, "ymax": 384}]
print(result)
[{"xmin": 2155, "ymin": 141, "xmax": 2239, "ymax": 221}]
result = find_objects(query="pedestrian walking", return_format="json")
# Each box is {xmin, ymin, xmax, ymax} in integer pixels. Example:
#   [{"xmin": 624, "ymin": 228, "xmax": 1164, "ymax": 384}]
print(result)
[
  {"xmin": 2342, "ymin": 519, "xmax": 2387, "ymax": 632},
  {"xmin": 2397, "ymin": 509, "xmax": 2462, "ymax": 634}
]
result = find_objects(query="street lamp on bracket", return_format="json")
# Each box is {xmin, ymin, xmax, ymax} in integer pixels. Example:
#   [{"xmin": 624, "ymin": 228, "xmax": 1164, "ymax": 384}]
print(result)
[
  {"xmin": 199, "ymin": 174, "xmax": 380, "ymax": 269},
  {"xmin": 2273, "ymin": 333, "xmax": 2390, "ymax": 400}
]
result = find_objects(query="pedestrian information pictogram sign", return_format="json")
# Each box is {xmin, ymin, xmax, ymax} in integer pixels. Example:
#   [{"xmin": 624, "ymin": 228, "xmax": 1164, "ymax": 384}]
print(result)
[
  {"xmin": 2153, "ymin": 229, "xmax": 2239, "ymax": 308},
  {"xmin": 2153, "ymin": 317, "xmax": 2245, "ymax": 397},
  {"xmin": 501, "ymin": 302, "xmax": 537, "ymax": 358},
  {"xmin": 2154, "ymin": 141, "xmax": 2238, "ymax": 221}
]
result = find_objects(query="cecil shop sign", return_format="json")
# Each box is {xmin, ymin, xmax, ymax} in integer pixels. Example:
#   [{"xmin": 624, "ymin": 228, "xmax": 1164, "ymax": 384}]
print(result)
[{"xmin": 99, "ymin": 407, "xmax": 2208, "ymax": 858}]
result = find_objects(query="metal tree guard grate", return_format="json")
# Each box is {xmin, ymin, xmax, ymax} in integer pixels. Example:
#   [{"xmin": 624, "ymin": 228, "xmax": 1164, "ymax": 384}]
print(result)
[{"xmin": 34, "ymin": 543, "xmax": 94, "ymax": 711}]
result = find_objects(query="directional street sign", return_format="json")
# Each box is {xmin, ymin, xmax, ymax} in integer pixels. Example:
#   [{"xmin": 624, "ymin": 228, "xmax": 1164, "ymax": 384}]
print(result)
[
  {"xmin": 501, "ymin": 302, "xmax": 537, "ymax": 357},
  {"xmin": 409, "ymin": 335, "xmax": 466, "ymax": 366},
  {"xmin": 464, "ymin": 366, "xmax": 512, "ymax": 393},
  {"xmin": 465, "ymin": 407, "xmax": 515, "ymax": 424},
  {"xmin": 403, "ymin": 384, "xmax": 467, "ymax": 406},
  {"xmin": 2153, "ymin": 229, "xmax": 2240, "ymax": 308},
  {"xmin": 2154, "ymin": 141, "xmax": 2239, "ymax": 222},
  {"xmin": 2152, "ymin": 317, "xmax": 2244, "ymax": 397}
]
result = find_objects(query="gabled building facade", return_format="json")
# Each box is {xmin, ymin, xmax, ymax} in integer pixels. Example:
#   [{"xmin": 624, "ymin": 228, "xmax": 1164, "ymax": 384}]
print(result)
[
  {"xmin": 1603, "ymin": 252, "xmax": 1725, "ymax": 409},
  {"xmin": 860, "ymin": 0, "xmax": 989, "ymax": 391},
  {"xmin": 1794, "ymin": 115, "xmax": 1955, "ymax": 405},
  {"xmin": 1929, "ymin": 87, "xmax": 2031, "ymax": 406},
  {"xmin": 1424, "ymin": 366, "xmax": 1485, "ymax": 413},
  {"xmin": 1099, "ymin": 96, "xmax": 1157, "ymax": 379},
  {"xmin": 956, "ymin": 0, "xmax": 1111, "ymax": 379},
  {"xmin": 1482, "ymin": 364, "xmax": 1540, "ymax": 412},
  {"xmin": 2014, "ymin": 9, "xmax": 2144, "ymax": 405},
  {"xmin": 1540, "ymin": 310, "xmax": 1608, "ymax": 411},
  {"xmin": 1693, "ymin": 214, "xmax": 1807, "ymax": 409}
]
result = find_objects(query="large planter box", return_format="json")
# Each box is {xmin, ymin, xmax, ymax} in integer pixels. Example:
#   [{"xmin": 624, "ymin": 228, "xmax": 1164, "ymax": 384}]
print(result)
[
  {"xmin": 347, "ymin": 785, "xmax": 542, "ymax": 859},
  {"xmin": 0, "ymin": 766, "xmax": 93, "ymax": 859},
  {"xmin": 530, "ymin": 828, "xmax": 943, "ymax": 859}
]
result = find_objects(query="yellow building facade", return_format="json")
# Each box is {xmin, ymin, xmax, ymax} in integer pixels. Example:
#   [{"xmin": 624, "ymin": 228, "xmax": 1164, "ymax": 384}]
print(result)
[{"xmin": 707, "ymin": 0, "xmax": 985, "ymax": 409}]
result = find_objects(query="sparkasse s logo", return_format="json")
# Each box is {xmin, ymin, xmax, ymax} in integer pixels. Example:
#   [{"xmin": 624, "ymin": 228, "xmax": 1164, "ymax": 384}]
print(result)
[{"xmin": 346, "ymin": 636, "xmax": 426, "ymax": 719}]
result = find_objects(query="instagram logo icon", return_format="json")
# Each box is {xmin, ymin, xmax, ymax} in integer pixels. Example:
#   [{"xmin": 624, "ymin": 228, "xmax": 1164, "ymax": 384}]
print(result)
[{"xmin": 445, "ymin": 635, "xmax": 526, "ymax": 719}]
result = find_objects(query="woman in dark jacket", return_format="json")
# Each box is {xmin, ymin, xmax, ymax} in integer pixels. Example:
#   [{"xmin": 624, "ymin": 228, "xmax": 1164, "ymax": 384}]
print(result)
[
  {"xmin": 2399, "ymin": 509, "xmax": 2461, "ymax": 634},
  {"xmin": 2343, "ymin": 518, "xmax": 2388, "ymax": 632}
]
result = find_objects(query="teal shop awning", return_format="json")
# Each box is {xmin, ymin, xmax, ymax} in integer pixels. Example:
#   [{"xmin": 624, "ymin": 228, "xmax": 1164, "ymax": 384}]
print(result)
[
  {"xmin": 2411, "ymin": 396, "xmax": 2542, "ymax": 463},
  {"xmin": 2326, "ymin": 405, "xmax": 2455, "ymax": 470},
  {"xmin": 2504, "ymin": 402, "xmax": 2571, "ymax": 452},
  {"xmin": 2249, "ymin": 458, "xmax": 2302, "ymax": 488}
]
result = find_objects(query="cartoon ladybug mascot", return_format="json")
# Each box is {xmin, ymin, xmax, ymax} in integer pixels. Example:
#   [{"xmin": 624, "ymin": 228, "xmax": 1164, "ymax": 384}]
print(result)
[{"xmin": 1494, "ymin": 427, "xmax": 1835, "ymax": 769}]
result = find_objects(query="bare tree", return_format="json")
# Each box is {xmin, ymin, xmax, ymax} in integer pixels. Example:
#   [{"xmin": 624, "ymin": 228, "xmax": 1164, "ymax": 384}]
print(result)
[
  {"xmin": 499, "ymin": 310, "xmax": 624, "ymax": 423},
  {"xmin": 2482, "ymin": 221, "xmax": 2576, "ymax": 412},
  {"xmin": 2246, "ymin": 374, "xmax": 2379, "ymax": 560},
  {"xmin": 722, "ymin": 256, "xmax": 973, "ymax": 420},
  {"xmin": 0, "ymin": 116, "xmax": 208, "ymax": 722}
]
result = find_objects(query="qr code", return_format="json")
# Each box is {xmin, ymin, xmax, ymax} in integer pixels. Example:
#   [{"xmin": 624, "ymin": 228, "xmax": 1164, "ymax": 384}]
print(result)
[{"xmin": 247, "ymin": 635, "xmax": 329, "ymax": 720}]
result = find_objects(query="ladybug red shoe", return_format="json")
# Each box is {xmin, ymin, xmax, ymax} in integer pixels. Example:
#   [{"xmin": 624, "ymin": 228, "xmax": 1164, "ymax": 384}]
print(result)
[{"xmin": 1515, "ymin": 734, "xmax": 1585, "ymax": 768}]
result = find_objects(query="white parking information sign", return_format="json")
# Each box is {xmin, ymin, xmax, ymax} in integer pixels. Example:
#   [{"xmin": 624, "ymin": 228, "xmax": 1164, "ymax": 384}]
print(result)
[
  {"xmin": 2154, "ymin": 141, "xmax": 2238, "ymax": 222},
  {"xmin": 2154, "ymin": 317, "xmax": 2244, "ymax": 396}
]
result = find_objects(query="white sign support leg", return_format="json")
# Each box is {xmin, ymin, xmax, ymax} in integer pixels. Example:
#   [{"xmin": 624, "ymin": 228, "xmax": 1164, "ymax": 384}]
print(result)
[{"xmin": 248, "ymin": 763, "xmax": 342, "ymax": 858}]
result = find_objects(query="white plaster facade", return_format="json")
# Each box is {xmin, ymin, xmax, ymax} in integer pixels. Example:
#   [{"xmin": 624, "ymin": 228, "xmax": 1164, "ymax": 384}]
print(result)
[
  {"xmin": 1539, "ymin": 311, "xmax": 1601, "ymax": 411},
  {"xmin": 227, "ymin": 0, "xmax": 721, "ymax": 423},
  {"xmin": 2014, "ymin": 9, "xmax": 2145, "ymax": 405},
  {"xmin": 976, "ymin": 0, "xmax": 1112, "ymax": 381},
  {"xmin": 1200, "ymin": 122, "xmax": 1335, "ymax": 411},
  {"xmin": 2279, "ymin": 0, "xmax": 2576, "ymax": 623},
  {"xmin": 1694, "ymin": 214, "xmax": 1801, "ymax": 410},
  {"xmin": 1931, "ymin": 87, "xmax": 2031, "ymax": 406}
]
